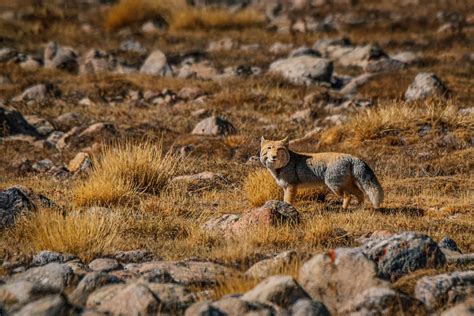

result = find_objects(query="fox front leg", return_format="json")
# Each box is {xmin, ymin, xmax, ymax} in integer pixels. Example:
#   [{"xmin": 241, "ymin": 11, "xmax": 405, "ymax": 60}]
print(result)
[{"xmin": 283, "ymin": 185, "xmax": 297, "ymax": 205}]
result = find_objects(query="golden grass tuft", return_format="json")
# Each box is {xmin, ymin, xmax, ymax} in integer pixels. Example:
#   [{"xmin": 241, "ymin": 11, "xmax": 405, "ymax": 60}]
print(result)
[
  {"xmin": 320, "ymin": 100, "xmax": 473, "ymax": 146},
  {"xmin": 104, "ymin": 0, "xmax": 186, "ymax": 32},
  {"xmin": 12, "ymin": 208, "xmax": 120, "ymax": 262},
  {"xmin": 243, "ymin": 169, "xmax": 282, "ymax": 207},
  {"xmin": 171, "ymin": 8, "xmax": 266, "ymax": 31},
  {"xmin": 73, "ymin": 140, "xmax": 184, "ymax": 207}
]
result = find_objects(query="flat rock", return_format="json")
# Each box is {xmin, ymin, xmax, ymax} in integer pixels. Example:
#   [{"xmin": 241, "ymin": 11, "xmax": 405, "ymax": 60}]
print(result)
[
  {"xmin": 361, "ymin": 231, "xmax": 446, "ymax": 281},
  {"xmin": 269, "ymin": 56, "xmax": 333, "ymax": 85},
  {"xmin": 13, "ymin": 294, "xmax": 69, "ymax": 316},
  {"xmin": 68, "ymin": 152, "xmax": 92, "ymax": 173},
  {"xmin": 298, "ymin": 248, "xmax": 386, "ymax": 314},
  {"xmin": 191, "ymin": 116, "xmax": 236, "ymax": 136},
  {"xmin": 140, "ymin": 50, "xmax": 173, "ymax": 76},
  {"xmin": 242, "ymin": 275, "xmax": 310, "ymax": 307},
  {"xmin": 69, "ymin": 271, "xmax": 122, "ymax": 306},
  {"xmin": 32, "ymin": 251, "xmax": 76, "ymax": 266},
  {"xmin": 415, "ymin": 271, "xmax": 474, "ymax": 312},
  {"xmin": 405, "ymin": 73, "xmax": 449, "ymax": 101},
  {"xmin": 10, "ymin": 263, "xmax": 75, "ymax": 292},
  {"xmin": 88, "ymin": 258, "xmax": 120, "ymax": 272}
]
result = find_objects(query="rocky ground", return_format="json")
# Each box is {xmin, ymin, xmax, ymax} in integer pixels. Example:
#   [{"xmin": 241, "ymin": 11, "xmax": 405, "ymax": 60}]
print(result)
[{"xmin": 0, "ymin": 0, "xmax": 473, "ymax": 315}]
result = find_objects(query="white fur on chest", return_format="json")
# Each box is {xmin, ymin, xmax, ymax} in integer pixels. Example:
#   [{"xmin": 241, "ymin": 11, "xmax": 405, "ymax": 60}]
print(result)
[{"xmin": 267, "ymin": 168, "xmax": 290, "ymax": 188}]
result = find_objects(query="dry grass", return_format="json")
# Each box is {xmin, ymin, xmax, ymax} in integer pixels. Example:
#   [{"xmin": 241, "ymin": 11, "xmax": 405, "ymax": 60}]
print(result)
[
  {"xmin": 8, "ymin": 208, "xmax": 120, "ymax": 262},
  {"xmin": 243, "ymin": 169, "xmax": 282, "ymax": 207},
  {"xmin": 320, "ymin": 100, "xmax": 473, "ymax": 146},
  {"xmin": 73, "ymin": 140, "xmax": 184, "ymax": 207},
  {"xmin": 104, "ymin": 0, "xmax": 186, "ymax": 32},
  {"xmin": 171, "ymin": 8, "xmax": 266, "ymax": 31}
]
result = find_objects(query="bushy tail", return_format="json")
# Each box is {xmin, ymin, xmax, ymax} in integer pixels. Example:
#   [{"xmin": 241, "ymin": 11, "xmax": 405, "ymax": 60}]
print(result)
[{"xmin": 352, "ymin": 159, "xmax": 384, "ymax": 208}]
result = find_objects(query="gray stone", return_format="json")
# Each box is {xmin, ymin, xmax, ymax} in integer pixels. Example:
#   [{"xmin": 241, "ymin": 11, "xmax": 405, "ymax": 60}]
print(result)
[
  {"xmin": 44, "ymin": 41, "xmax": 78, "ymax": 73},
  {"xmin": 13, "ymin": 84, "xmax": 54, "ymax": 102},
  {"xmin": 184, "ymin": 302, "xmax": 226, "ymax": 316},
  {"xmin": 439, "ymin": 236, "xmax": 461, "ymax": 253},
  {"xmin": 192, "ymin": 116, "xmax": 236, "ymax": 136},
  {"xmin": 405, "ymin": 73, "xmax": 449, "ymax": 101},
  {"xmin": 340, "ymin": 287, "xmax": 426, "ymax": 315},
  {"xmin": 211, "ymin": 297, "xmax": 275, "ymax": 316},
  {"xmin": 119, "ymin": 39, "xmax": 147, "ymax": 55},
  {"xmin": 246, "ymin": 251, "xmax": 298, "ymax": 279},
  {"xmin": 80, "ymin": 49, "xmax": 115, "ymax": 75},
  {"xmin": 140, "ymin": 50, "xmax": 173, "ymax": 76},
  {"xmin": 361, "ymin": 231, "xmax": 446, "ymax": 281},
  {"xmin": 208, "ymin": 37, "xmax": 237, "ymax": 51},
  {"xmin": 0, "ymin": 47, "xmax": 17, "ymax": 62},
  {"xmin": 269, "ymin": 56, "xmax": 333, "ymax": 85},
  {"xmin": 202, "ymin": 214, "xmax": 241, "ymax": 232},
  {"xmin": 53, "ymin": 112, "xmax": 82, "ymax": 132},
  {"xmin": 114, "ymin": 250, "xmax": 153, "ymax": 263},
  {"xmin": 146, "ymin": 283, "xmax": 196, "ymax": 312},
  {"xmin": 290, "ymin": 298, "xmax": 330, "ymax": 316},
  {"xmin": 0, "ymin": 106, "xmax": 39, "ymax": 137},
  {"xmin": 32, "ymin": 159, "xmax": 54, "ymax": 173},
  {"xmin": 364, "ymin": 58, "xmax": 405, "ymax": 73},
  {"xmin": 242, "ymin": 275, "xmax": 310, "ymax": 306},
  {"xmin": 69, "ymin": 272, "xmax": 122, "ymax": 306},
  {"xmin": 392, "ymin": 51, "xmax": 422, "ymax": 64},
  {"xmin": 0, "ymin": 186, "xmax": 35, "ymax": 229},
  {"xmin": 32, "ymin": 251, "xmax": 76, "ymax": 266},
  {"xmin": 13, "ymin": 294, "xmax": 69, "ymax": 316},
  {"xmin": 10, "ymin": 263, "xmax": 75, "ymax": 292},
  {"xmin": 415, "ymin": 271, "xmax": 474, "ymax": 312},
  {"xmin": 0, "ymin": 280, "xmax": 58, "ymax": 312},
  {"xmin": 88, "ymin": 258, "xmax": 120, "ymax": 272},
  {"xmin": 441, "ymin": 299, "xmax": 474, "ymax": 316},
  {"xmin": 86, "ymin": 283, "xmax": 159, "ymax": 315},
  {"xmin": 299, "ymin": 248, "xmax": 386, "ymax": 314},
  {"xmin": 289, "ymin": 46, "xmax": 322, "ymax": 58}
]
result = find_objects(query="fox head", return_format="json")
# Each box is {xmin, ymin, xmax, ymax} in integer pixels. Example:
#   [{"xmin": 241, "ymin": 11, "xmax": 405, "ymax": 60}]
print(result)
[{"xmin": 260, "ymin": 136, "xmax": 290, "ymax": 169}]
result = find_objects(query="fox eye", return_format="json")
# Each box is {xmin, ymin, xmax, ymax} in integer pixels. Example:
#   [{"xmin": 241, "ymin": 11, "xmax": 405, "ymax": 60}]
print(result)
[{"xmin": 267, "ymin": 146, "xmax": 271, "ymax": 150}]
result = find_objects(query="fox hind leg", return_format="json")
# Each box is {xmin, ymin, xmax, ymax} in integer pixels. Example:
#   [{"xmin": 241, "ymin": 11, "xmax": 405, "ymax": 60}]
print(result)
[{"xmin": 342, "ymin": 193, "xmax": 351, "ymax": 209}]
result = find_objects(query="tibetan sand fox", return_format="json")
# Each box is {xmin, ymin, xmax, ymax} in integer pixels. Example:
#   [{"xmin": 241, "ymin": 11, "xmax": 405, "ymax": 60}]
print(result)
[{"xmin": 260, "ymin": 136, "xmax": 384, "ymax": 209}]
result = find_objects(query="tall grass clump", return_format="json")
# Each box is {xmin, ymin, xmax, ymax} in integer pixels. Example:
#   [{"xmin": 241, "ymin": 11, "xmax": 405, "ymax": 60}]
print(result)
[
  {"xmin": 12, "ymin": 208, "xmax": 120, "ymax": 262},
  {"xmin": 104, "ymin": 0, "xmax": 186, "ymax": 32},
  {"xmin": 73, "ymin": 140, "xmax": 184, "ymax": 207},
  {"xmin": 243, "ymin": 169, "xmax": 282, "ymax": 207}
]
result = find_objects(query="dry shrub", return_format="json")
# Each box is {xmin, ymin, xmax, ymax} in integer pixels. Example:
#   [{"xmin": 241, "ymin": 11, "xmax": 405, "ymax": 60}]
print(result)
[
  {"xmin": 243, "ymin": 169, "xmax": 281, "ymax": 206},
  {"xmin": 73, "ymin": 140, "xmax": 183, "ymax": 207},
  {"xmin": 171, "ymin": 8, "xmax": 265, "ymax": 31},
  {"xmin": 104, "ymin": 0, "xmax": 186, "ymax": 32},
  {"xmin": 12, "ymin": 208, "xmax": 120, "ymax": 262},
  {"xmin": 320, "ymin": 100, "xmax": 473, "ymax": 145}
]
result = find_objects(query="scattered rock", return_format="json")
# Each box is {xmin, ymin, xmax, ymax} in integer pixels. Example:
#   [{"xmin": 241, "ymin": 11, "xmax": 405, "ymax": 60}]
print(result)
[
  {"xmin": 32, "ymin": 251, "xmax": 76, "ymax": 267},
  {"xmin": 340, "ymin": 287, "xmax": 426, "ymax": 315},
  {"xmin": 86, "ymin": 283, "xmax": 159, "ymax": 315},
  {"xmin": 242, "ymin": 275, "xmax": 310, "ymax": 306},
  {"xmin": 191, "ymin": 116, "xmax": 236, "ymax": 136},
  {"xmin": 10, "ymin": 263, "xmax": 75, "ymax": 292},
  {"xmin": 53, "ymin": 112, "xmax": 82, "ymax": 132},
  {"xmin": 172, "ymin": 172, "xmax": 225, "ymax": 189},
  {"xmin": 0, "ymin": 280, "xmax": 59, "ymax": 312},
  {"xmin": 13, "ymin": 84, "xmax": 57, "ymax": 102},
  {"xmin": 208, "ymin": 37, "xmax": 237, "ymax": 51},
  {"xmin": 269, "ymin": 42, "xmax": 293, "ymax": 54},
  {"xmin": 299, "ymin": 248, "xmax": 386, "ymax": 314},
  {"xmin": 0, "ymin": 106, "xmax": 39, "ymax": 137},
  {"xmin": 392, "ymin": 51, "xmax": 422, "ymax": 64},
  {"xmin": 290, "ymin": 298, "xmax": 330, "ymax": 316},
  {"xmin": 0, "ymin": 47, "xmax": 17, "ymax": 62},
  {"xmin": 88, "ymin": 258, "xmax": 120, "ymax": 273},
  {"xmin": 146, "ymin": 283, "xmax": 196, "ymax": 312},
  {"xmin": 80, "ymin": 49, "xmax": 115, "ymax": 75},
  {"xmin": 405, "ymin": 73, "xmax": 449, "ymax": 101},
  {"xmin": 269, "ymin": 56, "xmax": 333, "ymax": 85},
  {"xmin": 0, "ymin": 186, "xmax": 39, "ymax": 229},
  {"xmin": 289, "ymin": 46, "xmax": 322, "ymax": 58},
  {"xmin": 78, "ymin": 122, "xmax": 117, "ymax": 143},
  {"xmin": 184, "ymin": 302, "xmax": 225, "ymax": 316},
  {"xmin": 140, "ymin": 50, "xmax": 173, "ymax": 76},
  {"xmin": 177, "ymin": 61, "xmax": 220, "ymax": 80},
  {"xmin": 211, "ymin": 297, "xmax": 275, "ymax": 315},
  {"xmin": 415, "ymin": 271, "xmax": 474, "ymax": 312},
  {"xmin": 44, "ymin": 41, "xmax": 78, "ymax": 73},
  {"xmin": 69, "ymin": 272, "xmax": 122, "ymax": 306},
  {"xmin": 114, "ymin": 250, "xmax": 154, "ymax": 263},
  {"xmin": 201, "ymin": 214, "xmax": 241, "ymax": 232},
  {"xmin": 315, "ymin": 39, "xmax": 387, "ymax": 67},
  {"xmin": 178, "ymin": 87, "xmax": 205, "ymax": 100},
  {"xmin": 364, "ymin": 58, "xmax": 405, "ymax": 73},
  {"xmin": 119, "ymin": 39, "xmax": 147, "ymax": 55},
  {"xmin": 24, "ymin": 115, "xmax": 54, "ymax": 136},
  {"xmin": 361, "ymin": 231, "xmax": 446, "ymax": 281},
  {"xmin": 68, "ymin": 152, "xmax": 92, "ymax": 173},
  {"xmin": 439, "ymin": 236, "xmax": 461, "ymax": 253},
  {"xmin": 13, "ymin": 294, "xmax": 69, "ymax": 316},
  {"xmin": 246, "ymin": 251, "xmax": 298, "ymax": 279}
]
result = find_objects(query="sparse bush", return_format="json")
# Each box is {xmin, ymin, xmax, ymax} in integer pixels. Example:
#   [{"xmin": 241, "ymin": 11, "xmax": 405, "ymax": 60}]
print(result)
[
  {"xmin": 243, "ymin": 169, "xmax": 282, "ymax": 207},
  {"xmin": 73, "ymin": 140, "xmax": 184, "ymax": 207},
  {"xmin": 13, "ymin": 208, "xmax": 120, "ymax": 262},
  {"xmin": 171, "ymin": 8, "xmax": 265, "ymax": 31}
]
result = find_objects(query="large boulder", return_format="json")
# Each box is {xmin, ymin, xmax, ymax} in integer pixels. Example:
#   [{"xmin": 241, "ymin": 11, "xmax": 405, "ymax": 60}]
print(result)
[
  {"xmin": 146, "ymin": 283, "xmax": 196, "ymax": 312},
  {"xmin": 0, "ymin": 106, "xmax": 39, "ymax": 137},
  {"xmin": 340, "ymin": 287, "xmax": 426, "ymax": 315},
  {"xmin": 415, "ymin": 271, "xmax": 474, "ymax": 312},
  {"xmin": 241, "ymin": 275, "xmax": 310, "ymax": 307},
  {"xmin": 44, "ymin": 41, "xmax": 78, "ymax": 73},
  {"xmin": 405, "ymin": 73, "xmax": 450, "ymax": 101},
  {"xmin": 140, "ymin": 50, "xmax": 173, "ymax": 76},
  {"xmin": 360, "ymin": 231, "xmax": 446, "ymax": 281},
  {"xmin": 191, "ymin": 116, "xmax": 236, "ymax": 136},
  {"xmin": 0, "ymin": 280, "xmax": 59, "ymax": 312},
  {"xmin": 269, "ymin": 56, "xmax": 333, "ymax": 85},
  {"xmin": 290, "ymin": 298, "xmax": 330, "ymax": 316},
  {"xmin": 88, "ymin": 258, "xmax": 120, "ymax": 273},
  {"xmin": 298, "ymin": 248, "xmax": 386, "ymax": 314}
]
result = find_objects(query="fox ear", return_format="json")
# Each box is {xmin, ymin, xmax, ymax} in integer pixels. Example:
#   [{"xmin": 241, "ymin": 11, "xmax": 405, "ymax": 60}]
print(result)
[
  {"xmin": 260, "ymin": 136, "xmax": 266, "ymax": 145},
  {"xmin": 281, "ymin": 136, "xmax": 289, "ymax": 146}
]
